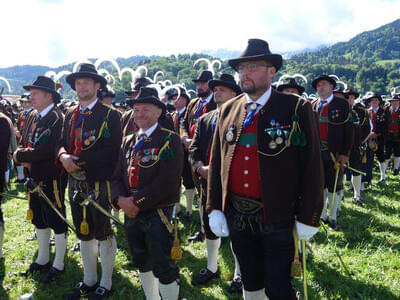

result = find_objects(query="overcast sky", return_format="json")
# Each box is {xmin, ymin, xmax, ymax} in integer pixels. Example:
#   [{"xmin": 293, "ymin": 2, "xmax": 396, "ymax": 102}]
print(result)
[{"xmin": 0, "ymin": 0, "xmax": 399, "ymax": 68}]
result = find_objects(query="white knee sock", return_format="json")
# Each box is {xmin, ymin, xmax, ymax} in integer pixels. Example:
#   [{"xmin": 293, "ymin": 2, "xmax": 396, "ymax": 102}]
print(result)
[
  {"xmin": 53, "ymin": 233, "xmax": 67, "ymax": 271},
  {"xmin": 379, "ymin": 161, "xmax": 387, "ymax": 180},
  {"xmin": 80, "ymin": 239, "xmax": 98, "ymax": 287},
  {"xmin": 243, "ymin": 288, "xmax": 267, "ymax": 300},
  {"xmin": 16, "ymin": 165, "xmax": 25, "ymax": 180},
  {"xmin": 35, "ymin": 228, "xmax": 51, "ymax": 265},
  {"xmin": 99, "ymin": 236, "xmax": 117, "ymax": 290},
  {"xmin": 352, "ymin": 175, "xmax": 362, "ymax": 199},
  {"xmin": 139, "ymin": 271, "xmax": 160, "ymax": 300},
  {"xmin": 230, "ymin": 242, "xmax": 241, "ymax": 279},
  {"xmin": 159, "ymin": 280, "xmax": 179, "ymax": 300},
  {"xmin": 184, "ymin": 188, "xmax": 195, "ymax": 215},
  {"xmin": 4, "ymin": 170, "xmax": 9, "ymax": 183},
  {"xmin": 206, "ymin": 238, "xmax": 220, "ymax": 273},
  {"xmin": 329, "ymin": 192, "xmax": 341, "ymax": 221},
  {"xmin": 394, "ymin": 157, "xmax": 400, "ymax": 170},
  {"xmin": 321, "ymin": 189, "xmax": 328, "ymax": 220}
]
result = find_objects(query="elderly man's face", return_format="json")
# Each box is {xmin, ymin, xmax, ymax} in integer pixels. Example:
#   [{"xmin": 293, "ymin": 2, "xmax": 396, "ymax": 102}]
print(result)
[
  {"xmin": 29, "ymin": 89, "xmax": 53, "ymax": 113},
  {"xmin": 316, "ymin": 80, "xmax": 334, "ymax": 99},
  {"xmin": 238, "ymin": 60, "xmax": 275, "ymax": 95},
  {"xmin": 133, "ymin": 103, "xmax": 162, "ymax": 130}
]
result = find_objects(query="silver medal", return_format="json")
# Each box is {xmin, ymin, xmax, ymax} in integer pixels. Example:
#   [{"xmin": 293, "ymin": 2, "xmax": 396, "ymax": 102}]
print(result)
[
  {"xmin": 226, "ymin": 130, "xmax": 234, "ymax": 142},
  {"xmin": 275, "ymin": 137, "xmax": 283, "ymax": 145},
  {"xmin": 142, "ymin": 156, "xmax": 150, "ymax": 163},
  {"xmin": 250, "ymin": 103, "xmax": 258, "ymax": 111},
  {"xmin": 269, "ymin": 141, "xmax": 277, "ymax": 149}
]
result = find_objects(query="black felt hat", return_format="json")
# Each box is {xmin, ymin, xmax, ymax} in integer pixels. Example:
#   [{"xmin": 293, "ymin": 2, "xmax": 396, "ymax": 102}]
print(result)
[
  {"xmin": 208, "ymin": 74, "xmax": 242, "ymax": 95},
  {"xmin": 363, "ymin": 92, "xmax": 383, "ymax": 105},
  {"xmin": 131, "ymin": 87, "xmax": 165, "ymax": 113},
  {"xmin": 23, "ymin": 76, "xmax": 61, "ymax": 103},
  {"xmin": 343, "ymin": 88, "xmax": 360, "ymax": 99},
  {"xmin": 228, "ymin": 39, "xmax": 283, "ymax": 72},
  {"xmin": 125, "ymin": 77, "xmax": 152, "ymax": 95},
  {"xmin": 312, "ymin": 75, "xmax": 337, "ymax": 90},
  {"xmin": 66, "ymin": 63, "xmax": 107, "ymax": 90},
  {"xmin": 276, "ymin": 77, "xmax": 305, "ymax": 94},
  {"xmin": 192, "ymin": 70, "xmax": 213, "ymax": 83}
]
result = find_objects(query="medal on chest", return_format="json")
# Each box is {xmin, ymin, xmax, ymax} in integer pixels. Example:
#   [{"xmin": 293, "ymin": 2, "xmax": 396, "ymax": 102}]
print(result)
[{"xmin": 226, "ymin": 124, "xmax": 235, "ymax": 142}]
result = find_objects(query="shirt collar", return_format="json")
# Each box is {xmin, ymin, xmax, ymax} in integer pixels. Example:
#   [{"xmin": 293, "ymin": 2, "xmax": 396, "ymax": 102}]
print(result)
[
  {"xmin": 39, "ymin": 103, "xmax": 54, "ymax": 118},
  {"xmin": 202, "ymin": 93, "xmax": 213, "ymax": 104},
  {"xmin": 138, "ymin": 122, "xmax": 158, "ymax": 138},
  {"xmin": 178, "ymin": 107, "xmax": 186, "ymax": 116},
  {"xmin": 80, "ymin": 98, "xmax": 98, "ymax": 112},
  {"xmin": 25, "ymin": 107, "xmax": 33, "ymax": 113},
  {"xmin": 245, "ymin": 86, "xmax": 272, "ymax": 113},
  {"xmin": 320, "ymin": 94, "xmax": 334, "ymax": 104}
]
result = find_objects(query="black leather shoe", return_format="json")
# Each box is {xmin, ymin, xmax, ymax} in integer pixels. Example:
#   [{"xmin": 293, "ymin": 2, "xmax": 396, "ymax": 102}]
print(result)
[
  {"xmin": 90, "ymin": 286, "xmax": 111, "ymax": 300},
  {"xmin": 227, "ymin": 276, "xmax": 242, "ymax": 294},
  {"xmin": 192, "ymin": 268, "xmax": 219, "ymax": 286},
  {"xmin": 21, "ymin": 261, "xmax": 51, "ymax": 276},
  {"xmin": 354, "ymin": 197, "xmax": 364, "ymax": 207},
  {"xmin": 41, "ymin": 266, "xmax": 64, "ymax": 283},
  {"xmin": 64, "ymin": 282, "xmax": 98, "ymax": 300},
  {"xmin": 394, "ymin": 169, "xmax": 399, "ymax": 176},
  {"xmin": 188, "ymin": 231, "xmax": 204, "ymax": 242},
  {"xmin": 329, "ymin": 219, "xmax": 338, "ymax": 231},
  {"xmin": 377, "ymin": 179, "xmax": 386, "ymax": 185}
]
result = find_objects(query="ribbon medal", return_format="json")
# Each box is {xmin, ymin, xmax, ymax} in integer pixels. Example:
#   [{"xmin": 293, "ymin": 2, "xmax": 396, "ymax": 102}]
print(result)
[{"xmin": 226, "ymin": 124, "xmax": 235, "ymax": 142}]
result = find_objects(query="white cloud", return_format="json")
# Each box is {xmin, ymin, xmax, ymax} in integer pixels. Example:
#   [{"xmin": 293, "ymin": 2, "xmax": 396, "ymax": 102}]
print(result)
[{"xmin": 0, "ymin": 0, "xmax": 399, "ymax": 68}]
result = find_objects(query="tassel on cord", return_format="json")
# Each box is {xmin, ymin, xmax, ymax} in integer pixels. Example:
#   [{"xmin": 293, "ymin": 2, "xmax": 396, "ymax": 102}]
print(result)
[
  {"xmin": 291, "ymin": 222, "xmax": 302, "ymax": 277},
  {"xmin": 80, "ymin": 206, "xmax": 89, "ymax": 235},
  {"xmin": 171, "ymin": 218, "xmax": 182, "ymax": 260}
]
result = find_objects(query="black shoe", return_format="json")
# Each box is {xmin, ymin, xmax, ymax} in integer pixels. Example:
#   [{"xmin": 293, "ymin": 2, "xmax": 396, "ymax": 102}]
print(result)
[
  {"xmin": 64, "ymin": 282, "xmax": 98, "ymax": 300},
  {"xmin": 182, "ymin": 212, "xmax": 192, "ymax": 222},
  {"xmin": 336, "ymin": 208, "xmax": 340, "ymax": 218},
  {"xmin": 394, "ymin": 169, "xmax": 399, "ymax": 176},
  {"xmin": 41, "ymin": 266, "xmax": 64, "ymax": 283},
  {"xmin": 227, "ymin": 276, "xmax": 242, "ymax": 294},
  {"xmin": 321, "ymin": 218, "xmax": 328, "ymax": 224},
  {"xmin": 378, "ymin": 179, "xmax": 386, "ymax": 185},
  {"xmin": 70, "ymin": 242, "xmax": 80, "ymax": 252},
  {"xmin": 192, "ymin": 268, "xmax": 219, "ymax": 286},
  {"xmin": 21, "ymin": 261, "xmax": 51, "ymax": 276},
  {"xmin": 188, "ymin": 231, "xmax": 204, "ymax": 242},
  {"xmin": 329, "ymin": 220, "xmax": 338, "ymax": 231},
  {"xmin": 49, "ymin": 236, "xmax": 55, "ymax": 247},
  {"xmin": 354, "ymin": 197, "xmax": 364, "ymax": 207},
  {"xmin": 90, "ymin": 286, "xmax": 111, "ymax": 300},
  {"xmin": 15, "ymin": 178, "xmax": 26, "ymax": 184}
]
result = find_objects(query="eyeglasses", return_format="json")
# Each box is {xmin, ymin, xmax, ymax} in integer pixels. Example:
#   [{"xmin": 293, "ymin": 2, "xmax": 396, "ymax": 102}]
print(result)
[{"xmin": 237, "ymin": 63, "xmax": 273, "ymax": 73}]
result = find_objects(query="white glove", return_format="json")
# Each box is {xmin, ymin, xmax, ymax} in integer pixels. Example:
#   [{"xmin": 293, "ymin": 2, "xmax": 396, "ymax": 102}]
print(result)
[
  {"xmin": 208, "ymin": 210, "xmax": 229, "ymax": 237},
  {"xmin": 296, "ymin": 221, "xmax": 318, "ymax": 241}
]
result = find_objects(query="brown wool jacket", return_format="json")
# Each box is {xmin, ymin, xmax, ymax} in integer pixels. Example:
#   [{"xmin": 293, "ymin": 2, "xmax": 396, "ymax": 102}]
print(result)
[
  {"xmin": 17, "ymin": 106, "xmax": 64, "ymax": 181},
  {"xmin": 111, "ymin": 125, "xmax": 183, "ymax": 212},
  {"xmin": 207, "ymin": 90, "xmax": 324, "ymax": 227},
  {"xmin": 57, "ymin": 101, "xmax": 122, "ymax": 182}
]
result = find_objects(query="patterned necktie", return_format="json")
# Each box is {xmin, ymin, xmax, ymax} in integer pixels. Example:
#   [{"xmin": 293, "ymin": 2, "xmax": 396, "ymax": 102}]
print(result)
[
  {"xmin": 318, "ymin": 100, "xmax": 327, "ymax": 113},
  {"xmin": 194, "ymin": 100, "xmax": 206, "ymax": 118},
  {"xmin": 243, "ymin": 103, "xmax": 260, "ymax": 130},
  {"xmin": 134, "ymin": 133, "xmax": 147, "ymax": 154}
]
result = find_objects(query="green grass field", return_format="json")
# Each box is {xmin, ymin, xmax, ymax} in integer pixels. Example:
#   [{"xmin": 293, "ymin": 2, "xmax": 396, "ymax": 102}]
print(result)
[{"xmin": 0, "ymin": 169, "xmax": 399, "ymax": 300}]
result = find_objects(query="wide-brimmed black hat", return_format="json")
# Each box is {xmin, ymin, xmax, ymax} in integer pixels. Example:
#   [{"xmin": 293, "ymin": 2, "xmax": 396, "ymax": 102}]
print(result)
[
  {"xmin": 98, "ymin": 86, "xmax": 116, "ymax": 99},
  {"xmin": 312, "ymin": 75, "xmax": 337, "ymax": 90},
  {"xmin": 131, "ymin": 87, "xmax": 166, "ymax": 113},
  {"xmin": 23, "ymin": 76, "xmax": 61, "ymax": 103},
  {"xmin": 125, "ymin": 77, "xmax": 152, "ymax": 95},
  {"xmin": 168, "ymin": 87, "xmax": 190, "ymax": 101},
  {"xmin": 276, "ymin": 77, "xmax": 305, "ymax": 94},
  {"xmin": 192, "ymin": 70, "xmax": 213, "ymax": 83},
  {"xmin": 228, "ymin": 39, "xmax": 283, "ymax": 72},
  {"xmin": 208, "ymin": 74, "xmax": 242, "ymax": 95},
  {"xmin": 66, "ymin": 63, "xmax": 107, "ymax": 90},
  {"xmin": 343, "ymin": 88, "xmax": 360, "ymax": 99},
  {"xmin": 363, "ymin": 92, "xmax": 383, "ymax": 105}
]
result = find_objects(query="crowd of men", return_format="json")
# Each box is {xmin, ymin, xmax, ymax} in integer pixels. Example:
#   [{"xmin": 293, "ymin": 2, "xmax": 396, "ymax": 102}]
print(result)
[{"xmin": 0, "ymin": 38, "xmax": 399, "ymax": 300}]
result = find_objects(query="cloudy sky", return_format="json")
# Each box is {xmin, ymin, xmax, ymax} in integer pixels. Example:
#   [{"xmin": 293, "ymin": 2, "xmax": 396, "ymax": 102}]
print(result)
[{"xmin": 0, "ymin": 0, "xmax": 399, "ymax": 68}]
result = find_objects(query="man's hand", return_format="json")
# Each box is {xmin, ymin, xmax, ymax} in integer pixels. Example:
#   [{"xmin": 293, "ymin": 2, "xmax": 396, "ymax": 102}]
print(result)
[
  {"xmin": 337, "ymin": 155, "xmax": 349, "ymax": 167},
  {"xmin": 182, "ymin": 137, "xmax": 192, "ymax": 149},
  {"xmin": 118, "ymin": 196, "xmax": 140, "ymax": 218},
  {"xmin": 60, "ymin": 153, "xmax": 81, "ymax": 173},
  {"xmin": 197, "ymin": 165, "xmax": 209, "ymax": 180}
]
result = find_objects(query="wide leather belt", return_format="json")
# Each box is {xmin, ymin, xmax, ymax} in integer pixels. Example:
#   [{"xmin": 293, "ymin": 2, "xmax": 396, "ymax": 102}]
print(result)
[{"xmin": 228, "ymin": 192, "xmax": 263, "ymax": 215}]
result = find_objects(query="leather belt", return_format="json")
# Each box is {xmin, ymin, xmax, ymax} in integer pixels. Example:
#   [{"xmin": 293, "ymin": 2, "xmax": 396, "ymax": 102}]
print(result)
[{"xmin": 228, "ymin": 192, "xmax": 263, "ymax": 215}]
